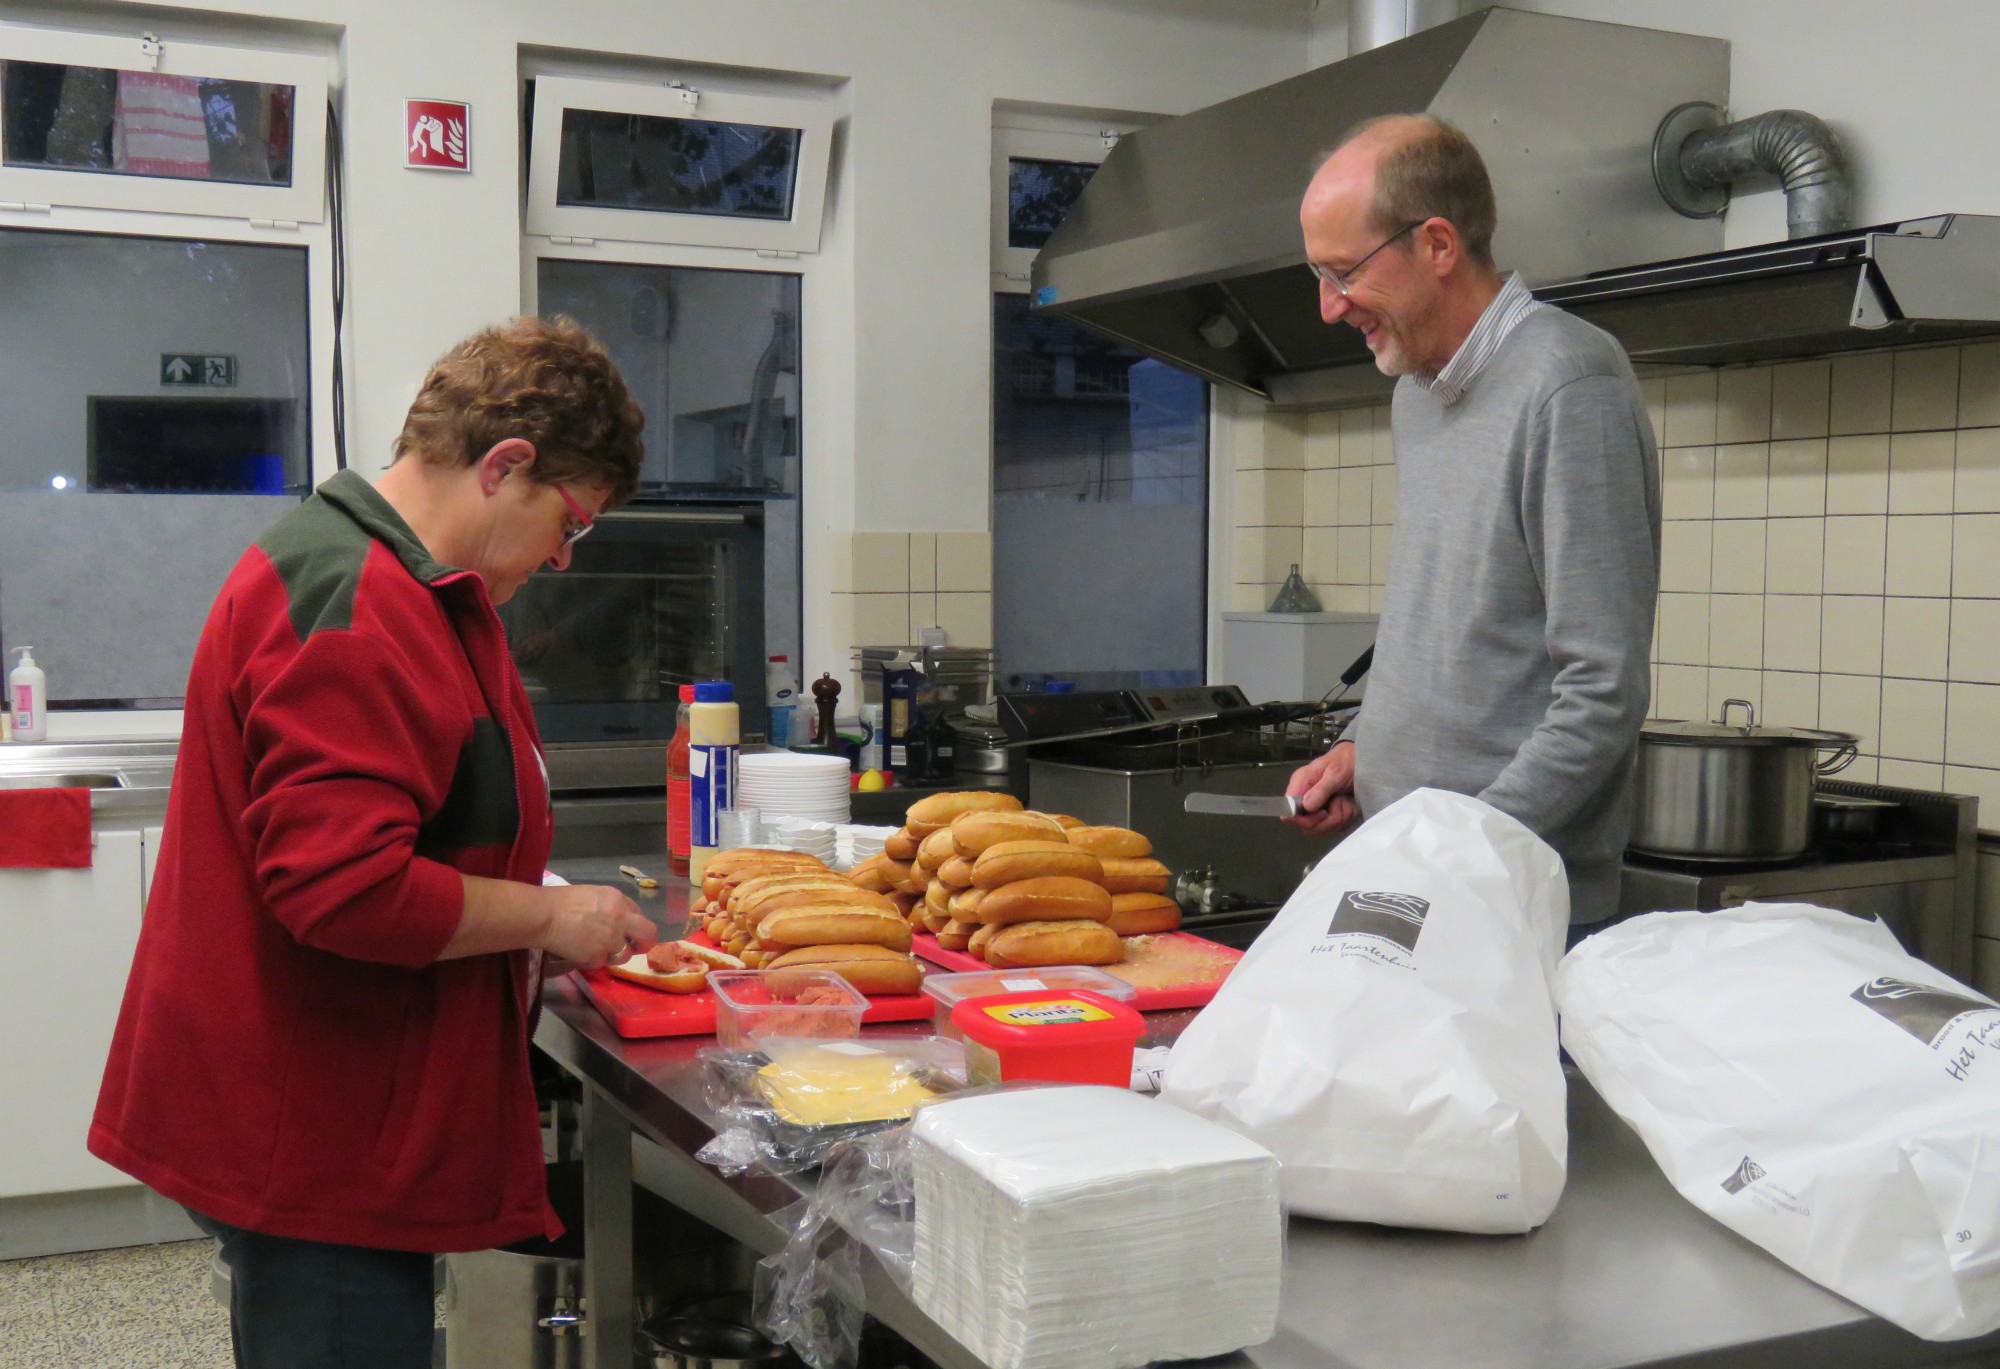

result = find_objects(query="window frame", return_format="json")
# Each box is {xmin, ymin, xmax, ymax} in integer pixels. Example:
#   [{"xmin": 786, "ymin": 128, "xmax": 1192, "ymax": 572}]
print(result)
[
  {"xmin": 525, "ymin": 74, "xmax": 835, "ymax": 254},
  {"xmin": 0, "ymin": 21, "xmax": 328, "ymax": 224},
  {"xmin": 990, "ymin": 119, "xmax": 1130, "ymax": 291}
]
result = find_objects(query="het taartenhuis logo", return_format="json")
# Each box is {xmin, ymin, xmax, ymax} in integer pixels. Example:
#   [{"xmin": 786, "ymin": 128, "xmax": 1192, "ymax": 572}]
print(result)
[
  {"xmin": 1850, "ymin": 976, "xmax": 2000, "ymax": 1049},
  {"xmin": 1721, "ymin": 1156, "xmax": 1766, "ymax": 1194},
  {"xmin": 1327, "ymin": 890, "xmax": 1431, "ymax": 955}
]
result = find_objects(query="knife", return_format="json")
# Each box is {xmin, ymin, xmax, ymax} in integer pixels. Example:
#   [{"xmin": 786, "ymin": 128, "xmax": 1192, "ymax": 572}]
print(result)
[{"xmin": 1183, "ymin": 792, "xmax": 1300, "ymax": 819}]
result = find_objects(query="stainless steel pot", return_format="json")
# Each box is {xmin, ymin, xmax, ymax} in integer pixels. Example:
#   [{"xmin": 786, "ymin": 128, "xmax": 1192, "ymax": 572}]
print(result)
[{"xmin": 1629, "ymin": 699, "xmax": 1858, "ymax": 862}]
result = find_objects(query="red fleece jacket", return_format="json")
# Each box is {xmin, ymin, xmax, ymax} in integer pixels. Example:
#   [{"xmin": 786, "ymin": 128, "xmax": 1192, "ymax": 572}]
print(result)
[{"xmin": 91, "ymin": 473, "xmax": 558, "ymax": 1253}]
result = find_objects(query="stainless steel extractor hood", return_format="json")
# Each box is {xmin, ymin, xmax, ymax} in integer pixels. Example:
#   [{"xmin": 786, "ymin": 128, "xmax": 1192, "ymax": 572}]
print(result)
[{"xmin": 1032, "ymin": 7, "xmax": 2000, "ymax": 406}]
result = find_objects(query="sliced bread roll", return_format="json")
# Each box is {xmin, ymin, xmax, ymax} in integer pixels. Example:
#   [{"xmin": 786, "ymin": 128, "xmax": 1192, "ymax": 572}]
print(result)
[
  {"xmin": 765, "ymin": 944, "xmax": 924, "ymax": 997},
  {"xmin": 976, "ymin": 876, "xmax": 1113, "ymax": 926},
  {"xmin": 971, "ymin": 842, "xmax": 1104, "ymax": 890},
  {"xmin": 985, "ymin": 919, "xmax": 1123, "ymax": 968},
  {"xmin": 951, "ymin": 810, "xmax": 1068, "ymax": 857},
  {"xmin": 906, "ymin": 790, "xmax": 1025, "ymax": 837},
  {"xmin": 756, "ymin": 905, "xmax": 913, "ymax": 953}
]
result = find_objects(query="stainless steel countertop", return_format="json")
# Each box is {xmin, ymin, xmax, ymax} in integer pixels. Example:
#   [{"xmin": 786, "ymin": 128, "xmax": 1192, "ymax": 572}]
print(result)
[
  {"xmin": 0, "ymin": 738, "xmax": 176, "ymax": 820},
  {"xmin": 541, "ymin": 855, "xmax": 2000, "ymax": 1369}
]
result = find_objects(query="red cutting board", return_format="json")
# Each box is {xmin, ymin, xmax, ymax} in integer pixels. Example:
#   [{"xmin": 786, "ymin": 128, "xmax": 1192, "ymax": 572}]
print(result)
[
  {"xmin": 574, "ymin": 933, "xmax": 935, "ymax": 1040},
  {"xmin": 910, "ymin": 930, "xmax": 1243, "ymax": 1012}
]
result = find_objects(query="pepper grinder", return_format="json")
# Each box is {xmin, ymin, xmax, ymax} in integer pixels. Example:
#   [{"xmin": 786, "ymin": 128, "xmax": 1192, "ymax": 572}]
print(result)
[{"xmin": 811, "ymin": 673, "xmax": 841, "ymax": 747}]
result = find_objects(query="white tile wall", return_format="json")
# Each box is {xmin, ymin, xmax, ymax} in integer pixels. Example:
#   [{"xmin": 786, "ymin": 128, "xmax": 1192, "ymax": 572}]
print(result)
[
  {"xmin": 829, "ymin": 532, "xmax": 993, "ymax": 681},
  {"xmin": 1228, "ymin": 342, "xmax": 2000, "ymax": 854}
]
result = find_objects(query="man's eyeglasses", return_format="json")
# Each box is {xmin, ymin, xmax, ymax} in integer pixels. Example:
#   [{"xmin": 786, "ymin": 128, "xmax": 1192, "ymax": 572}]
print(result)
[
  {"xmin": 1308, "ymin": 220, "xmax": 1424, "ymax": 296},
  {"xmin": 552, "ymin": 482, "xmax": 595, "ymax": 549}
]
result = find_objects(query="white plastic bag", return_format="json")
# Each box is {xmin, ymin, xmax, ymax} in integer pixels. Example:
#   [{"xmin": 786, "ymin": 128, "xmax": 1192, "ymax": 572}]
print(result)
[
  {"xmin": 1558, "ymin": 903, "xmax": 2000, "ymax": 1341},
  {"xmin": 1162, "ymin": 787, "xmax": 1569, "ymax": 1233}
]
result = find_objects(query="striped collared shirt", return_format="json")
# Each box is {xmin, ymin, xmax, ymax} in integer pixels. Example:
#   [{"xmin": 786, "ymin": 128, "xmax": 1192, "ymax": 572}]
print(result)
[{"xmin": 1415, "ymin": 271, "xmax": 1544, "ymax": 407}]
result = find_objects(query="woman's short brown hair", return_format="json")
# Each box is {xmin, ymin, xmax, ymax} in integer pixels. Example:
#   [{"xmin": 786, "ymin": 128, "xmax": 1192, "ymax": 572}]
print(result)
[{"xmin": 394, "ymin": 316, "xmax": 645, "ymax": 506}]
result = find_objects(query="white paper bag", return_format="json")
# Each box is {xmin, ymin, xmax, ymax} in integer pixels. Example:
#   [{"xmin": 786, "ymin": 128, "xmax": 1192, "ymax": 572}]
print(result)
[
  {"xmin": 1558, "ymin": 903, "xmax": 2000, "ymax": 1341},
  {"xmin": 1161, "ymin": 787, "xmax": 1569, "ymax": 1233}
]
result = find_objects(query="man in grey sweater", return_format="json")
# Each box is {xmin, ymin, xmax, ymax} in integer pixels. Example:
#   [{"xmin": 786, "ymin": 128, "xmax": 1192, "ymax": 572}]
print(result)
[{"xmin": 1283, "ymin": 114, "xmax": 1660, "ymax": 927}]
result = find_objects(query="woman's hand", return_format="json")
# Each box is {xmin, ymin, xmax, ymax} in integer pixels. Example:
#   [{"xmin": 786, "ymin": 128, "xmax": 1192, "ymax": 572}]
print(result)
[
  {"xmin": 540, "ymin": 883, "xmax": 658, "ymax": 969},
  {"xmin": 1284, "ymin": 740, "xmax": 1361, "ymax": 836}
]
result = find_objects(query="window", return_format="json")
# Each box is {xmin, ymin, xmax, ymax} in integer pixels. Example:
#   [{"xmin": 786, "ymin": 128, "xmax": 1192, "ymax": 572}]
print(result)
[
  {"xmin": 523, "ymin": 254, "xmax": 804, "ymax": 711},
  {"xmin": 0, "ymin": 227, "xmax": 311, "ymax": 706},
  {"xmin": 0, "ymin": 23, "xmax": 326, "ymax": 223},
  {"xmin": 989, "ymin": 116, "xmax": 1207, "ymax": 691},
  {"xmin": 527, "ymin": 75, "xmax": 833, "ymax": 253}
]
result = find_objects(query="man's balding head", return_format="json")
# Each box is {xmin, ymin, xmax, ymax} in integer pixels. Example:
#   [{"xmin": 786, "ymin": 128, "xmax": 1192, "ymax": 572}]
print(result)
[{"xmin": 1308, "ymin": 114, "xmax": 1497, "ymax": 268}]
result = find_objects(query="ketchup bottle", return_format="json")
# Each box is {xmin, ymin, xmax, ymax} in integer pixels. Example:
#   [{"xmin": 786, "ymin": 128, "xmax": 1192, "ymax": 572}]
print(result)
[{"xmin": 666, "ymin": 683, "xmax": 695, "ymax": 876}]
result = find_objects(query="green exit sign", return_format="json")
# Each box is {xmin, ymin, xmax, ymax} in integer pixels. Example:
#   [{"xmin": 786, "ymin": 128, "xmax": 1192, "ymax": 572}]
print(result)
[{"xmin": 160, "ymin": 353, "xmax": 237, "ymax": 387}]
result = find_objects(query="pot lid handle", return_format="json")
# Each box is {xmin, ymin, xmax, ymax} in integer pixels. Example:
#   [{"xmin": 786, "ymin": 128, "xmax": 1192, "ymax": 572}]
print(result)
[{"xmin": 1716, "ymin": 698, "xmax": 1756, "ymax": 733}]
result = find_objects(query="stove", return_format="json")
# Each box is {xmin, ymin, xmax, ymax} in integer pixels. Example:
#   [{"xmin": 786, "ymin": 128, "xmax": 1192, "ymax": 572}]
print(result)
[{"xmin": 1619, "ymin": 780, "xmax": 1980, "ymax": 980}]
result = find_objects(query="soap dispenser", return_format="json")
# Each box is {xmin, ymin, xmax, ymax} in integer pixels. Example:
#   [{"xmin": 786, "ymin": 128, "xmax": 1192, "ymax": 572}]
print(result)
[{"xmin": 9, "ymin": 646, "xmax": 47, "ymax": 742}]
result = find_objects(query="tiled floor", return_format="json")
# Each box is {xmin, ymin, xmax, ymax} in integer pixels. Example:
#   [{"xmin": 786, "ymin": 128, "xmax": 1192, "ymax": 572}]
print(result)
[
  {"xmin": 0, "ymin": 1242, "xmax": 446, "ymax": 1368},
  {"xmin": 0, "ymin": 1240, "xmax": 230, "ymax": 1369}
]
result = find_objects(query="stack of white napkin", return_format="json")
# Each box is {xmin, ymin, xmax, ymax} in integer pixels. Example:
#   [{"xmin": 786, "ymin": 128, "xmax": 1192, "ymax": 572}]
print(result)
[{"xmin": 909, "ymin": 1085, "xmax": 1282, "ymax": 1369}]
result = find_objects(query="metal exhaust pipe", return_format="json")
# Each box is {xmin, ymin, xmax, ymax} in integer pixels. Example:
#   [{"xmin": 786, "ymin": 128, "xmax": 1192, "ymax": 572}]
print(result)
[{"xmin": 1653, "ymin": 100, "xmax": 1853, "ymax": 240}]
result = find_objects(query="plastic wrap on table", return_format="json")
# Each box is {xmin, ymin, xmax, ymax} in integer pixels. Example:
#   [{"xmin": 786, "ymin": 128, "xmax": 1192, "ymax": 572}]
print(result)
[{"xmin": 694, "ymin": 1037, "xmax": 966, "ymax": 1177}]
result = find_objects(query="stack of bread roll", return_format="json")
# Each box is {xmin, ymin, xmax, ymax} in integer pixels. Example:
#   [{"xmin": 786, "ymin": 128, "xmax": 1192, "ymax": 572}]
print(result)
[
  {"xmin": 691, "ymin": 848, "xmax": 924, "ymax": 996},
  {"xmin": 847, "ymin": 791, "xmax": 1178, "ymax": 969}
]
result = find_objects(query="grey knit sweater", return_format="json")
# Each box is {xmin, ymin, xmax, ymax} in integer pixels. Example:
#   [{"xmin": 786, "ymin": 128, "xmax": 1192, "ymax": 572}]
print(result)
[{"xmin": 1350, "ymin": 306, "xmax": 1661, "ymax": 923}]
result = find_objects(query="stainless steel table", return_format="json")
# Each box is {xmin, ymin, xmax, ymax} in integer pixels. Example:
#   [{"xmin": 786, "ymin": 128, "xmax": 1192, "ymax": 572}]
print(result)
[{"xmin": 538, "ymin": 859, "xmax": 2000, "ymax": 1369}]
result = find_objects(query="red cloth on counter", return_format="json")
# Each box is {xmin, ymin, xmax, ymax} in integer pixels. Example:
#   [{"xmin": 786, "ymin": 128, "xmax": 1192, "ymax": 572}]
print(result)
[{"xmin": 0, "ymin": 787, "xmax": 92, "ymax": 868}]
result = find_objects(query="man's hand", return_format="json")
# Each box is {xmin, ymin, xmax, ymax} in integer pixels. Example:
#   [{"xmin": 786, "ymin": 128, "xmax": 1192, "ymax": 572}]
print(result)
[
  {"xmin": 1284, "ymin": 740, "xmax": 1360, "ymax": 836},
  {"xmin": 540, "ymin": 883, "xmax": 658, "ymax": 969}
]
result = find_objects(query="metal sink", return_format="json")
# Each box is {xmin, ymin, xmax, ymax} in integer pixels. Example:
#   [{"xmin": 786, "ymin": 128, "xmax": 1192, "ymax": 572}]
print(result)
[{"xmin": 0, "ymin": 771, "xmax": 126, "ymax": 789}]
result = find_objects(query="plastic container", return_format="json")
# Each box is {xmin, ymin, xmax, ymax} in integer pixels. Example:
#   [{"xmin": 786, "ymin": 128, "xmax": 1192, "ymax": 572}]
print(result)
[
  {"xmin": 707, "ymin": 968, "xmax": 867, "ymax": 1052},
  {"xmin": 950, "ymin": 989, "xmax": 1146, "ymax": 1088},
  {"xmin": 921, "ymin": 966, "xmax": 1137, "ymax": 1038},
  {"xmin": 766, "ymin": 655, "xmax": 798, "ymax": 750},
  {"xmin": 666, "ymin": 683, "xmax": 695, "ymax": 876},
  {"xmin": 688, "ymin": 681, "xmax": 740, "ymax": 886},
  {"xmin": 8, "ymin": 646, "xmax": 46, "ymax": 743}
]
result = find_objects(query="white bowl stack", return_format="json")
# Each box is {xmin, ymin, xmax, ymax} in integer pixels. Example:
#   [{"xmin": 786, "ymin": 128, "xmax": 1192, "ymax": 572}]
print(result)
[
  {"xmin": 908, "ymin": 1086, "xmax": 1283, "ymax": 1369},
  {"xmin": 768, "ymin": 816, "xmax": 838, "ymax": 863},
  {"xmin": 836, "ymin": 824, "xmax": 898, "ymax": 870},
  {"xmin": 736, "ymin": 751, "xmax": 851, "ymax": 827}
]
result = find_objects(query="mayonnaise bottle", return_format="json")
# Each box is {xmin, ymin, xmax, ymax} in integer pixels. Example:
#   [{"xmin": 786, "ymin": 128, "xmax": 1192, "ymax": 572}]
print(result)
[{"xmin": 687, "ymin": 681, "xmax": 740, "ymax": 885}]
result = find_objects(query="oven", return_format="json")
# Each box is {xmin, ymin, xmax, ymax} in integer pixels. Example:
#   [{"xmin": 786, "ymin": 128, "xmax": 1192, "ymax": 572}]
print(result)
[{"xmin": 499, "ymin": 502, "xmax": 767, "ymax": 749}]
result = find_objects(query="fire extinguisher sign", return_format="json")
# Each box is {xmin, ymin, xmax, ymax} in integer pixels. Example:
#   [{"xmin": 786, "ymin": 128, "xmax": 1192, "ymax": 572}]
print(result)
[{"xmin": 405, "ymin": 99, "xmax": 471, "ymax": 172}]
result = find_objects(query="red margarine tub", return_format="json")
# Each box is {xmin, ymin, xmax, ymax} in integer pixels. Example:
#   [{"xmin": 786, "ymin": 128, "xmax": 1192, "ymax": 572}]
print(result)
[{"xmin": 950, "ymin": 989, "xmax": 1146, "ymax": 1087}]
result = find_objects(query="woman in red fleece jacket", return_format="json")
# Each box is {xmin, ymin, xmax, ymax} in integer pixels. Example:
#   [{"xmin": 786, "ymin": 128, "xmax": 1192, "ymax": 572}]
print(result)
[{"xmin": 91, "ymin": 317, "xmax": 659, "ymax": 1369}]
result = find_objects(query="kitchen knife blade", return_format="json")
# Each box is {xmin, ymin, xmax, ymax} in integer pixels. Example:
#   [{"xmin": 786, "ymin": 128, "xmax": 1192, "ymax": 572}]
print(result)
[{"xmin": 1183, "ymin": 792, "xmax": 1299, "ymax": 818}]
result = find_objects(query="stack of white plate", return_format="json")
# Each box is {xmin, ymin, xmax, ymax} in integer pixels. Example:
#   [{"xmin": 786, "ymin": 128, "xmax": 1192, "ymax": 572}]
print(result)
[
  {"xmin": 736, "ymin": 751, "xmax": 851, "ymax": 825},
  {"xmin": 908, "ymin": 1086, "xmax": 1283, "ymax": 1369}
]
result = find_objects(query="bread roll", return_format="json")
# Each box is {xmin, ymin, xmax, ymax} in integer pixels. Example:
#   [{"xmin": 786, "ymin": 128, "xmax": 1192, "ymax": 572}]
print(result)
[
  {"xmin": 976, "ymin": 876, "xmax": 1113, "ymax": 926},
  {"xmin": 730, "ymin": 872, "xmax": 867, "ymax": 912},
  {"xmin": 971, "ymin": 842, "xmax": 1104, "ymax": 890},
  {"xmin": 920, "ymin": 907, "xmax": 953, "ymax": 935},
  {"xmin": 606, "ymin": 940, "xmax": 744, "ymax": 993},
  {"xmin": 1065, "ymin": 826, "xmax": 1153, "ymax": 859},
  {"xmin": 951, "ymin": 810, "xmax": 1068, "ymax": 857},
  {"xmin": 884, "ymin": 828, "xmax": 921, "ymax": 861},
  {"xmin": 925, "ymin": 880, "xmax": 951, "ymax": 915},
  {"xmin": 847, "ymin": 855, "xmax": 899, "ymax": 895},
  {"xmin": 968, "ymin": 924, "xmax": 998, "ymax": 961},
  {"xmin": 890, "ymin": 891, "xmax": 919, "ymax": 919},
  {"xmin": 917, "ymin": 828, "xmax": 959, "ymax": 872},
  {"xmin": 906, "ymin": 790, "xmax": 1024, "ymax": 836},
  {"xmin": 742, "ymin": 885, "xmax": 899, "ymax": 919},
  {"xmin": 1107, "ymin": 892, "xmax": 1182, "ymax": 936},
  {"xmin": 947, "ymin": 886, "xmax": 988, "ymax": 919},
  {"xmin": 1098, "ymin": 856, "xmax": 1172, "ymax": 894},
  {"xmin": 985, "ymin": 919, "xmax": 1123, "ymax": 968},
  {"xmin": 706, "ymin": 848, "xmax": 826, "ymax": 879},
  {"xmin": 756, "ymin": 905, "xmax": 913, "ymax": 953},
  {"xmin": 766, "ymin": 944, "xmax": 924, "ymax": 997},
  {"xmin": 878, "ymin": 858, "xmax": 920, "ymax": 896},
  {"xmin": 936, "ymin": 918, "xmax": 978, "ymax": 952},
  {"xmin": 1039, "ymin": 812, "xmax": 1086, "ymax": 830}
]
